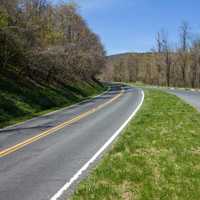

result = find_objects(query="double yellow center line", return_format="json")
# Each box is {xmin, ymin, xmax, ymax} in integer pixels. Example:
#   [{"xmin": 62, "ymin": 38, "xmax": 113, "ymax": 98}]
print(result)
[{"xmin": 0, "ymin": 89, "xmax": 123, "ymax": 158}]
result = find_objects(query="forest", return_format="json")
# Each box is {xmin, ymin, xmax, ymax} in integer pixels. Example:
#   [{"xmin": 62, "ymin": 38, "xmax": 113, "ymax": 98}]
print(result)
[
  {"xmin": 0, "ymin": 0, "xmax": 106, "ymax": 127},
  {"xmin": 104, "ymin": 22, "xmax": 200, "ymax": 88},
  {"xmin": 1, "ymin": 1, "xmax": 200, "ymax": 127},
  {"xmin": 0, "ymin": 0, "xmax": 106, "ymax": 85}
]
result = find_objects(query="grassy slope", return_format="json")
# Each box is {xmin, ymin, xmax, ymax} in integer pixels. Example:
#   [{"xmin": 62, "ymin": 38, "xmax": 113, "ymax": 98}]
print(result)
[
  {"xmin": 0, "ymin": 72, "xmax": 105, "ymax": 128},
  {"xmin": 72, "ymin": 89, "xmax": 200, "ymax": 200}
]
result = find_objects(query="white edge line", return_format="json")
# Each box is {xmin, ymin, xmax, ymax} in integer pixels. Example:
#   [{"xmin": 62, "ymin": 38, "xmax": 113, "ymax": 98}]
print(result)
[
  {"xmin": 50, "ymin": 89, "xmax": 145, "ymax": 200},
  {"xmin": 1, "ymin": 86, "xmax": 110, "ymax": 131}
]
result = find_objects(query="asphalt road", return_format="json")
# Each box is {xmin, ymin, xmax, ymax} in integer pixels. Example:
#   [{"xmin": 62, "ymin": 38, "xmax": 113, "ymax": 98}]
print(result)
[
  {"xmin": 0, "ymin": 84, "xmax": 143, "ymax": 200},
  {"xmin": 167, "ymin": 89, "xmax": 200, "ymax": 111}
]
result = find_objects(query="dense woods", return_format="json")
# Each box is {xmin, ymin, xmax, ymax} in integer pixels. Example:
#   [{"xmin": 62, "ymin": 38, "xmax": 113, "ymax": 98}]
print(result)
[
  {"xmin": 0, "ymin": 0, "xmax": 106, "ymax": 127},
  {"xmin": 0, "ymin": 0, "xmax": 106, "ymax": 84},
  {"xmin": 104, "ymin": 22, "xmax": 200, "ymax": 88}
]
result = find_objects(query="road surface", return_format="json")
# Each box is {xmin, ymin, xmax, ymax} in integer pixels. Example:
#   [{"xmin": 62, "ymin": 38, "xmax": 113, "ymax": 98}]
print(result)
[
  {"xmin": 167, "ymin": 89, "xmax": 200, "ymax": 111},
  {"xmin": 0, "ymin": 84, "xmax": 143, "ymax": 200}
]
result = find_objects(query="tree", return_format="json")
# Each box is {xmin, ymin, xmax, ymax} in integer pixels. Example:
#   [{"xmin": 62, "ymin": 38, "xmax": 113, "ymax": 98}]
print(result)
[
  {"xmin": 178, "ymin": 21, "xmax": 190, "ymax": 86},
  {"xmin": 154, "ymin": 30, "xmax": 172, "ymax": 86},
  {"xmin": 0, "ymin": 7, "xmax": 8, "ymax": 28},
  {"xmin": 162, "ymin": 33, "xmax": 172, "ymax": 87},
  {"xmin": 156, "ymin": 32, "xmax": 162, "ymax": 53},
  {"xmin": 190, "ymin": 39, "xmax": 200, "ymax": 88},
  {"xmin": 0, "ymin": 0, "xmax": 106, "ymax": 84}
]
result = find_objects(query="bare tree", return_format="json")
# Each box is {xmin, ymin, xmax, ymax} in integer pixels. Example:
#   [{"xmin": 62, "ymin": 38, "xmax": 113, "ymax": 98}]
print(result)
[
  {"xmin": 178, "ymin": 21, "xmax": 190, "ymax": 86},
  {"xmin": 156, "ymin": 32, "xmax": 162, "ymax": 53},
  {"xmin": 190, "ymin": 39, "xmax": 200, "ymax": 88},
  {"xmin": 162, "ymin": 33, "xmax": 172, "ymax": 87}
]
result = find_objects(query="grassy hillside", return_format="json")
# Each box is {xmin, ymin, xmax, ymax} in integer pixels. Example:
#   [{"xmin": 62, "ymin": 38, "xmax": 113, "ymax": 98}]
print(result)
[
  {"xmin": 71, "ymin": 88, "xmax": 200, "ymax": 200},
  {"xmin": 0, "ymin": 69, "xmax": 105, "ymax": 128}
]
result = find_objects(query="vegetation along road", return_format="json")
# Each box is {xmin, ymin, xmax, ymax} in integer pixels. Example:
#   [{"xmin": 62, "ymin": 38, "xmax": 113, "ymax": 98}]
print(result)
[
  {"xmin": 72, "ymin": 88, "xmax": 200, "ymax": 200},
  {"xmin": 1, "ymin": 1, "xmax": 200, "ymax": 200},
  {"xmin": 167, "ymin": 89, "xmax": 200, "ymax": 111},
  {"xmin": 0, "ymin": 84, "xmax": 144, "ymax": 200}
]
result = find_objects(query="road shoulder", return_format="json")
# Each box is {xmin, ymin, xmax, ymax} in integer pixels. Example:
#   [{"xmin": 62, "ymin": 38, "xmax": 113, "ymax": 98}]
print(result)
[{"xmin": 71, "ymin": 88, "xmax": 200, "ymax": 200}]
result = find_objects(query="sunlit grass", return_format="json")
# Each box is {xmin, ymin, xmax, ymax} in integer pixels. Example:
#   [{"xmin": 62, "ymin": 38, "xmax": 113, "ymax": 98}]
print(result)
[{"xmin": 72, "ymin": 89, "xmax": 200, "ymax": 200}]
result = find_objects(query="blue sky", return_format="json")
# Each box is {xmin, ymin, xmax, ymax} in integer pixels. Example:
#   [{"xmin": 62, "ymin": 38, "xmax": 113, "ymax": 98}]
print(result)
[{"xmin": 58, "ymin": 0, "xmax": 200, "ymax": 55}]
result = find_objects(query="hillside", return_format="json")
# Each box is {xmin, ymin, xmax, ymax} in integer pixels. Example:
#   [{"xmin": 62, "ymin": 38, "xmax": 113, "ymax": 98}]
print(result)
[
  {"xmin": 108, "ymin": 52, "xmax": 153, "ymax": 60},
  {"xmin": 0, "ymin": 1, "xmax": 106, "ymax": 128},
  {"xmin": 0, "ymin": 68, "xmax": 104, "ymax": 128}
]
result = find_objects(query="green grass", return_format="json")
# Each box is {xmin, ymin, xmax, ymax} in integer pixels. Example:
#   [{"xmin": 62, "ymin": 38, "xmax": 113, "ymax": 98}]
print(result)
[
  {"xmin": 71, "ymin": 89, "xmax": 200, "ymax": 200},
  {"xmin": 0, "ymin": 74, "xmax": 105, "ymax": 128}
]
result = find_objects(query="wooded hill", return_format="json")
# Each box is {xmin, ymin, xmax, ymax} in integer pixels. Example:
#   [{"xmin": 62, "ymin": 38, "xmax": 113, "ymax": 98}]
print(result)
[
  {"xmin": 0, "ymin": 0, "xmax": 106, "ymax": 84},
  {"xmin": 103, "ymin": 23, "xmax": 200, "ymax": 88},
  {"xmin": 0, "ymin": 0, "xmax": 106, "ymax": 127}
]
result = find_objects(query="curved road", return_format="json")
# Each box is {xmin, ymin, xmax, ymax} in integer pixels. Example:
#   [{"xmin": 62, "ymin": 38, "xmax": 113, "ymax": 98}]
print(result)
[
  {"xmin": 0, "ymin": 84, "xmax": 143, "ymax": 200},
  {"xmin": 167, "ymin": 89, "xmax": 200, "ymax": 111}
]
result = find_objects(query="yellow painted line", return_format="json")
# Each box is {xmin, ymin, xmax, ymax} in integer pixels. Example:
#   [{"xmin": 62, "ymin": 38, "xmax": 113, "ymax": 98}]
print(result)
[{"xmin": 0, "ymin": 90, "xmax": 123, "ymax": 158}]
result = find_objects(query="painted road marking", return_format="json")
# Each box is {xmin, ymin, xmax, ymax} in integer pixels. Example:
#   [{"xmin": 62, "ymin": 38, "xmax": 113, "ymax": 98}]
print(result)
[
  {"xmin": 50, "ymin": 89, "xmax": 144, "ymax": 200},
  {"xmin": 0, "ymin": 89, "xmax": 123, "ymax": 158}
]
